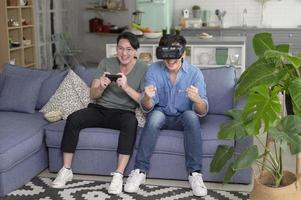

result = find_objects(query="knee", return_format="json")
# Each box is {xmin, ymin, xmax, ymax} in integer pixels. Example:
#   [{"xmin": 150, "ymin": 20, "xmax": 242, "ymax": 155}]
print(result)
[
  {"xmin": 145, "ymin": 110, "xmax": 166, "ymax": 129},
  {"xmin": 65, "ymin": 110, "xmax": 82, "ymax": 126},
  {"xmin": 182, "ymin": 110, "xmax": 201, "ymax": 128},
  {"xmin": 182, "ymin": 110, "xmax": 199, "ymax": 121}
]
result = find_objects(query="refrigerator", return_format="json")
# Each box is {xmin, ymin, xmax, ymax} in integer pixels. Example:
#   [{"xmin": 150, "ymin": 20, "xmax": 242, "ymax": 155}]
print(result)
[{"xmin": 136, "ymin": 0, "xmax": 173, "ymax": 33}]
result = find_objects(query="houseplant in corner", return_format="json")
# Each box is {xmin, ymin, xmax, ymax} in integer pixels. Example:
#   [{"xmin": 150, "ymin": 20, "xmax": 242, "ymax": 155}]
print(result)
[{"xmin": 210, "ymin": 32, "xmax": 301, "ymax": 200}]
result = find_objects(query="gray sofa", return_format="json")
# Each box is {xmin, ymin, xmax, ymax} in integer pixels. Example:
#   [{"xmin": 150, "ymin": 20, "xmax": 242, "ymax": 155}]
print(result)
[{"xmin": 0, "ymin": 64, "xmax": 252, "ymax": 197}]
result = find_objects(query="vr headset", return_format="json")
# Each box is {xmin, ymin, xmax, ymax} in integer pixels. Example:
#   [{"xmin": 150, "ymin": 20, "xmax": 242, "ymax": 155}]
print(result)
[{"xmin": 156, "ymin": 45, "xmax": 184, "ymax": 59}]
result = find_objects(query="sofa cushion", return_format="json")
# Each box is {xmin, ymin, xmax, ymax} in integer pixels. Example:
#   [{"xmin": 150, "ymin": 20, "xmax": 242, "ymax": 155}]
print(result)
[
  {"xmin": 0, "ymin": 73, "xmax": 47, "ymax": 113},
  {"xmin": 0, "ymin": 112, "xmax": 48, "ymax": 172},
  {"xmin": 201, "ymin": 66, "xmax": 236, "ymax": 115},
  {"xmin": 45, "ymin": 114, "xmax": 233, "ymax": 156},
  {"xmin": 40, "ymin": 70, "xmax": 90, "ymax": 119},
  {"xmin": 0, "ymin": 64, "xmax": 52, "ymax": 112},
  {"xmin": 74, "ymin": 65, "xmax": 96, "ymax": 87},
  {"xmin": 36, "ymin": 69, "xmax": 69, "ymax": 110}
]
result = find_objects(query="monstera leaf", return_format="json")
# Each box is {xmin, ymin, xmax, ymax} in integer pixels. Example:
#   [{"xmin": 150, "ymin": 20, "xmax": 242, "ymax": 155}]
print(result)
[
  {"xmin": 288, "ymin": 78, "xmax": 301, "ymax": 115},
  {"xmin": 269, "ymin": 115, "xmax": 301, "ymax": 154},
  {"xmin": 222, "ymin": 145, "xmax": 259, "ymax": 183},
  {"xmin": 235, "ymin": 58, "xmax": 286, "ymax": 99},
  {"xmin": 243, "ymin": 85, "xmax": 281, "ymax": 134},
  {"xmin": 253, "ymin": 32, "xmax": 275, "ymax": 57},
  {"xmin": 287, "ymin": 55, "xmax": 301, "ymax": 69},
  {"xmin": 210, "ymin": 145, "xmax": 235, "ymax": 173},
  {"xmin": 218, "ymin": 109, "xmax": 249, "ymax": 140}
]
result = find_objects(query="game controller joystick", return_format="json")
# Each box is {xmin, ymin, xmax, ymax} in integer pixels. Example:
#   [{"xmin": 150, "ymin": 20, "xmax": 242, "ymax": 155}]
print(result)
[{"xmin": 105, "ymin": 74, "xmax": 122, "ymax": 82}]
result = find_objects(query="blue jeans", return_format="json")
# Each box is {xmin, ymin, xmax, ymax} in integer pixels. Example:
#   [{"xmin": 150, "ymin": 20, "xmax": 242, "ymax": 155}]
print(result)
[{"xmin": 134, "ymin": 110, "xmax": 202, "ymax": 174}]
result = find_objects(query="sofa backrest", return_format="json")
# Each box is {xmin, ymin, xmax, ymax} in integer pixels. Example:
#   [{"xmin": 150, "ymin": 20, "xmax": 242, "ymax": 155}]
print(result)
[
  {"xmin": 74, "ymin": 65, "xmax": 237, "ymax": 115},
  {"xmin": 74, "ymin": 65, "xmax": 97, "ymax": 87},
  {"xmin": 201, "ymin": 66, "xmax": 236, "ymax": 115}
]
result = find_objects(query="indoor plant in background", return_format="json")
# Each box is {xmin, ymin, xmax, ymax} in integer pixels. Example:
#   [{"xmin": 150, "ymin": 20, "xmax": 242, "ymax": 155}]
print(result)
[
  {"xmin": 192, "ymin": 5, "xmax": 201, "ymax": 19},
  {"xmin": 210, "ymin": 32, "xmax": 301, "ymax": 200}
]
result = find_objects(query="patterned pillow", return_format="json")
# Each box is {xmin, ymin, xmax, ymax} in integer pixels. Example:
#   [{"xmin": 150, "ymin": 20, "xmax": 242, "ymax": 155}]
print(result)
[
  {"xmin": 40, "ymin": 70, "xmax": 91, "ymax": 119},
  {"xmin": 135, "ymin": 108, "xmax": 146, "ymax": 127}
]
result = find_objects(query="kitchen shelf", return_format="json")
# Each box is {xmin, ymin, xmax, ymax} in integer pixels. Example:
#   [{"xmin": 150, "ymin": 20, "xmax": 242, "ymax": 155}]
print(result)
[
  {"xmin": 86, "ymin": 7, "xmax": 128, "ymax": 12},
  {"xmin": 0, "ymin": 0, "xmax": 36, "ymax": 68},
  {"xmin": 92, "ymin": 32, "xmax": 121, "ymax": 36}
]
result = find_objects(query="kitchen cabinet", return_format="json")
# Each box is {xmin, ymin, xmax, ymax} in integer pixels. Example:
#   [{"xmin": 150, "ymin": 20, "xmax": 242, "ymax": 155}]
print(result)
[
  {"xmin": 181, "ymin": 28, "xmax": 221, "ymax": 37},
  {"xmin": 181, "ymin": 28, "xmax": 301, "ymax": 68},
  {"xmin": 221, "ymin": 28, "xmax": 301, "ymax": 67},
  {"xmin": 106, "ymin": 36, "xmax": 246, "ymax": 75},
  {"xmin": 0, "ymin": 0, "xmax": 36, "ymax": 70}
]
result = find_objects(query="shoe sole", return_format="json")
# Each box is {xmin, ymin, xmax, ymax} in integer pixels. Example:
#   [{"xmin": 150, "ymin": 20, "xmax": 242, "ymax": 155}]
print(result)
[
  {"xmin": 108, "ymin": 189, "xmax": 122, "ymax": 195},
  {"xmin": 51, "ymin": 176, "xmax": 73, "ymax": 189}
]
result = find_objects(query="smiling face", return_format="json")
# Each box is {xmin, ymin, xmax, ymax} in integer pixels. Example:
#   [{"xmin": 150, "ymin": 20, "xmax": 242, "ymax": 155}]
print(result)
[
  {"xmin": 163, "ymin": 52, "xmax": 185, "ymax": 73},
  {"xmin": 116, "ymin": 38, "xmax": 136, "ymax": 66}
]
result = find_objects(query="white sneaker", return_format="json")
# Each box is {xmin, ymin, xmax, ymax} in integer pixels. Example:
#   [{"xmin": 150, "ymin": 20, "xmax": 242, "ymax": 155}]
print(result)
[
  {"xmin": 124, "ymin": 169, "xmax": 146, "ymax": 193},
  {"xmin": 108, "ymin": 172, "xmax": 123, "ymax": 194},
  {"xmin": 51, "ymin": 167, "xmax": 73, "ymax": 188},
  {"xmin": 188, "ymin": 172, "xmax": 207, "ymax": 197}
]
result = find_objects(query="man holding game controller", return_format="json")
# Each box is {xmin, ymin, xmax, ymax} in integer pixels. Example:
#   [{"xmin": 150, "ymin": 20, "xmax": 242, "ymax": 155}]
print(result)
[
  {"xmin": 124, "ymin": 34, "xmax": 209, "ymax": 197},
  {"xmin": 51, "ymin": 32, "xmax": 148, "ymax": 195}
]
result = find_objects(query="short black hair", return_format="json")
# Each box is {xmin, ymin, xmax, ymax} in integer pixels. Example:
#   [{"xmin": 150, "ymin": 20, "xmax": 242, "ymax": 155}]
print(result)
[
  {"xmin": 117, "ymin": 32, "xmax": 140, "ymax": 49},
  {"xmin": 158, "ymin": 34, "xmax": 186, "ymax": 48}
]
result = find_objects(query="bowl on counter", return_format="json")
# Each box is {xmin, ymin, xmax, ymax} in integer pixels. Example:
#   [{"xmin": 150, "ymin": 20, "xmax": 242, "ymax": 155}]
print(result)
[{"xmin": 144, "ymin": 32, "xmax": 162, "ymax": 39}]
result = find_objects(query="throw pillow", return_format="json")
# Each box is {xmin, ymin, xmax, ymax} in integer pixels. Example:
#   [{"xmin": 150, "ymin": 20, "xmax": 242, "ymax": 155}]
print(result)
[
  {"xmin": 0, "ymin": 73, "xmax": 45, "ymax": 113},
  {"xmin": 135, "ymin": 108, "xmax": 146, "ymax": 127},
  {"xmin": 40, "ymin": 70, "xmax": 91, "ymax": 119}
]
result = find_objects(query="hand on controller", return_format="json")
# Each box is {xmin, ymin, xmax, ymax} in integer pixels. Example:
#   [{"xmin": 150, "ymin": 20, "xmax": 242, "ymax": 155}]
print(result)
[{"xmin": 105, "ymin": 74, "xmax": 122, "ymax": 82}]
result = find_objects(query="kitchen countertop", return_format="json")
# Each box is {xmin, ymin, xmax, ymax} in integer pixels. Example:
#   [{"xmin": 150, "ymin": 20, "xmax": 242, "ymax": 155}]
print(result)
[
  {"xmin": 138, "ymin": 36, "xmax": 246, "ymax": 45},
  {"xmin": 183, "ymin": 27, "xmax": 301, "ymax": 31}
]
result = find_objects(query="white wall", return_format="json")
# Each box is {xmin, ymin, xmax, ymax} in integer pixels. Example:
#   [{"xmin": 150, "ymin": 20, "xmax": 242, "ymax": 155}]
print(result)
[
  {"xmin": 75, "ymin": 0, "xmax": 301, "ymax": 64},
  {"xmin": 174, "ymin": 0, "xmax": 301, "ymax": 28}
]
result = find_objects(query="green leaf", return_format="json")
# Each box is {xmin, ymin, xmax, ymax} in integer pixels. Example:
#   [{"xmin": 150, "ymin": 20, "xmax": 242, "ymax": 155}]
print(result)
[
  {"xmin": 222, "ymin": 145, "xmax": 258, "ymax": 184},
  {"xmin": 269, "ymin": 115, "xmax": 301, "ymax": 154},
  {"xmin": 275, "ymin": 44, "xmax": 290, "ymax": 53},
  {"xmin": 235, "ymin": 59, "xmax": 284, "ymax": 99},
  {"xmin": 210, "ymin": 145, "xmax": 235, "ymax": 173},
  {"xmin": 232, "ymin": 145, "xmax": 259, "ymax": 170},
  {"xmin": 288, "ymin": 78, "xmax": 301, "ymax": 115},
  {"xmin": 223, "ymin": 163, "xmax": 236, "ymax": 184},
  {"xmin": 243, "ymin": 85, "xmax": 281, "ymax": 133},
  {"xmin": 253, "ymin": 32, "xmax": 275, "ymax": 57},
  {"xmin": 287, "ymin": 55, "xmax": 301, "ymax": 69},
  {"xmin": 288, "ymin": 135, "xmax": 301, "ymax": 154},
  {"xmin": 218, "ymin": 109, "xmax": 249, "ymax": 139}
]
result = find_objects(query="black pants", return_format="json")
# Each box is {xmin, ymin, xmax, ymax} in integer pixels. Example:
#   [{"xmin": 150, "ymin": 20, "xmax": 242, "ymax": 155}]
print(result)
[{"xmin": 61, "ymin": 103, "xmax": 138, "ymax": 155}]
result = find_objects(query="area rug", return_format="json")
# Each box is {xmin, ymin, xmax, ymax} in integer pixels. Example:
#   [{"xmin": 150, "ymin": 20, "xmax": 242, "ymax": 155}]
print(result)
[{"xmin": 3, "ymin": 177, "xmax": 249, "ymax": 200}]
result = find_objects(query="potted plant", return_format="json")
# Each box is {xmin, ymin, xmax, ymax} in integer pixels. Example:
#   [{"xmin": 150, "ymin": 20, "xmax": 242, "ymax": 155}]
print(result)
[
  {"xmin": 192, "ymin": 5, "xmax": 201, "ymax": 19},
  {"xmin": 210, "ymin": 32, "xmax": 301, "ymax": 200}
]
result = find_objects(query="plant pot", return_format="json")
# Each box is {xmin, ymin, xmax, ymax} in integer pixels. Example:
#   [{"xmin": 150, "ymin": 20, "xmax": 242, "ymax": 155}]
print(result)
[{"xmin": 250, "ymin": 171, "xmax": 301, "ymax": 200}]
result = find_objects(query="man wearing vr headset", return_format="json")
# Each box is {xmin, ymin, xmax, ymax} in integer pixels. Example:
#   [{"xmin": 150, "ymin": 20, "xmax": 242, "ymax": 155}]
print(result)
[{"xmin": 124, "ymin": 34, "xmax": 208, "ymax": 197}]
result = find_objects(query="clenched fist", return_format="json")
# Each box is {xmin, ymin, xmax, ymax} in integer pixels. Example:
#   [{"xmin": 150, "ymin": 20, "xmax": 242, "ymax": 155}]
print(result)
[
  {"xmin": 144, "ymin": 85, "xmax": 156, "ymax": 99},
  {"xmin": 186, "ymin": 85, "xmax": 201, "ymax": 102}
]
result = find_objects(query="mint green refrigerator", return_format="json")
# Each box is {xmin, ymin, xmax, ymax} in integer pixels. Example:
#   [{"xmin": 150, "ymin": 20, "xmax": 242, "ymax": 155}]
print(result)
[{"xmin": 136, "ymin": 0, "xmax": 173, "ymax": 33}]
